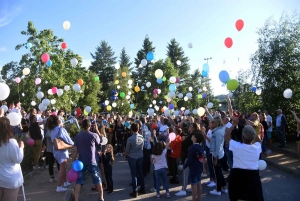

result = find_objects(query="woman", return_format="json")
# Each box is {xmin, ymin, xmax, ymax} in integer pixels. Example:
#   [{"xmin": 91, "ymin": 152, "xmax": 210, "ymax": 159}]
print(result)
[
  {"xmin": 47, "ymin": 115, "xmax": 74, "ymax": 193},
  {"xmin": 209, "ymin": 116, "xmax": 228, "ymax": 196},
  {"xmin": 0, "ymin": 117, "xmax": 24, "ymax": 201},
  {"xmin": 224, "ymin": 117, "xmax": 264, "ymax": 201},
  {"xmin": 260, "ymin": 113, "xmax": 268, "ymax": 156},
  {"xmin": 158, "ymin": 118, "xmax": 169, "ymax": 142},
  {"xmin": 115, "ymin": 119, "xmax": 125, "ymax": 156},
  {"xmin": 29, "ymin": 115, "xmax": 44, "ymax": 169},
  {"xmin": 246, "ymin": 113, "xmax": 261, "ymax": 137}
]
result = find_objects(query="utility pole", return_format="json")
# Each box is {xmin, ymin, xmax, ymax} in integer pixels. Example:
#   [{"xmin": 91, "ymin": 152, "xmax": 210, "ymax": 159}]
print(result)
[{"xmin": 204, "ymin": 57, "xmax": 212, "ymax": 63}]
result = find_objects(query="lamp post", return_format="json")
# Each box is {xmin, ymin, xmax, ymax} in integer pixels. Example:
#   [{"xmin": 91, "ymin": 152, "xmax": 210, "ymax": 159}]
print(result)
[{"xmin": 204, "ymin": 57, "xmax": 212, "ymax": 63}]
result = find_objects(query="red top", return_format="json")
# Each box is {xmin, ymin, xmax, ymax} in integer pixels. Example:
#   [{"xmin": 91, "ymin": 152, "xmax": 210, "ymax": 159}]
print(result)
[{"xmin": 169, "ymin": 135, "xmax": 182, "ymax": 158}]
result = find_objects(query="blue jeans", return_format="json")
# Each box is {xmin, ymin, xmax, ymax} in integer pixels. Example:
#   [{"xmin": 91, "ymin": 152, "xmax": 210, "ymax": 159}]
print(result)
[
  {"xmin": 224, "ymin": 144, "xmax": 233, "ymax": 169},
  {"xmin": 76, "ymin": 164, "xmax": 101, "ymax": 185},
  {"xmin": 127, "ymin": 157, "xmax": 144, "ymax": 191},
  {"xmin": 276, "ymin": 127, "xmax": 286, "ymax": 147},
  {"xmin": 155, "ymin": 168, "xmax": 169, "ymax": 195},
  {"xmin": 205, "ymin": 146, "xmax": 215, "ymax": 180},
  {"xmin": 262, "ymin": 132, "xmax": 267, "ymax": 152}
]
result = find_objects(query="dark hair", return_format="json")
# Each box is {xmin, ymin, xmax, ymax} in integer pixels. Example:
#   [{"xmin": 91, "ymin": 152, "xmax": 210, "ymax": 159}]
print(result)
[
  {"xmin": 169, "ymin": 127, "xmax": 174, "ymax": 133},
  {"xmin": 139, "ymin": 116, "xmax": 145, "ymax": 124},
  {"xmin": 57, "ymin": 110, "xmax": 64, "ymax": 116},
  {"xmin": 182, "ymin": 127, "xmax": 189, "ymax": 134},
  {"xmin": 14, "ymin": 100, "xmax": 20, "ymax": 106},
  {"xmin": 30, "ymin": 115, "xmax": 37, "ymax": 124},
  {"xmin": 131, "ymin": 123, "xmax": 139, "ymax": 132},
  {"xmin": 152, "ymin": 141, "xmax": 165, "ymax": 156},
  {"xmin": 0, "ymin": 117, "xmax": 11, "ymax": 146},
  {"xmin": 47, "ymin": 115, "xmax": 59, "ymax": 130},
  {"xmin": 193, "ymin": 131, "xmax": 205, "ymax": 143},
  {"xmin": 163, "ymin": 118, "xmax": 168, "ymax": 125},
  {"xmin": 191, "ymin": 123, "xmax": 200, "ymax": 131},
  {"xmin": 82, "ymin": 119, "xmax": 91, "ymax": 130},
  {"xmin": 175, "ymin": 127, "xmax": 182, "ymax": 135}
]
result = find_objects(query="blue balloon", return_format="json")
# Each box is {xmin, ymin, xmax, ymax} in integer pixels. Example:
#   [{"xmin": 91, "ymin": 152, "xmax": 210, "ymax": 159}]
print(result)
[
  {"xmin": 101, "ymin": 103, "xmax": 105, "ymax": 107},
  {"xmin": 251, "ymin": 86, "xmax": 256, "ymax": 92},
  {"xmin": 46, "ymin": 60, "xmax": 52, "ymax": 67},
  {"xmin": 102, "ymin": 120, "xmax": 107, "ymax": 125},
  {"xmin": 169, "ymin": 104, "xmax": 174, "ymax": 109},
  {"xmin": 111, "ymin": 90, "xmax": 117, "ymax": 95},
  {"xmin": 26, "ymin": 43, "xmax": 32, "ymax": 49},
  {"xmin": 203, "ymin": 63, "xmax": 209, "ymax": 72},
  {"xmin": 72, "ymin": 160, "xmax": 83, "ymax": 171},
  {"xmin": 125, "ymin": 121, "xmax": 130, "ymax": 128},
  {"xmin": 169, "ymin": 84, "xmax": 176, "ymax": 92},
  {"xmin": 130, "ymin": 104, "xmax": 134, "ymax": 109},
  {"xmin": 202, "ymin": 70, "xmax": 208, "ymax": 77},
  {"xmin": 157, "ymin": 78, "xmax": 162, "ymax": 84},
  {"xmin": 219, "ymin": 70, "xmax": 230, "ymax": 83},
  {"xmin": 146, "ymin": 52, "xmax": 154, "ymax": 61},
  {"xmin": 111, "ymin": 96, "xmax": 117, "ymax": 100}
]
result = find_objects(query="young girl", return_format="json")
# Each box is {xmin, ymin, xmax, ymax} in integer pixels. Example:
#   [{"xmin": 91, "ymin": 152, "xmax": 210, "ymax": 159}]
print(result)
[
  {"xmin": 151, "ymin": 141, "xmax": 170, "ymax": 199},
  {"xmin": 102, "ymin": 144, "xmax": 114, "ymax": 194}
]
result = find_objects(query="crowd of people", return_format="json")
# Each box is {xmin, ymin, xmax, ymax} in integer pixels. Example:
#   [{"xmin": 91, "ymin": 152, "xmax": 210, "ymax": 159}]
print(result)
[{"xmin": 0, "ymin": 94, "xmax": 298, "ymax": 201}]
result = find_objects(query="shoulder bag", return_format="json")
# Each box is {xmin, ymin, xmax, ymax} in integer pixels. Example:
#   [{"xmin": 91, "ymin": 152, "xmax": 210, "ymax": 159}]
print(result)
[{"xmin": 53, "ymin": 128, "xmax": 73, "ymax": 150}]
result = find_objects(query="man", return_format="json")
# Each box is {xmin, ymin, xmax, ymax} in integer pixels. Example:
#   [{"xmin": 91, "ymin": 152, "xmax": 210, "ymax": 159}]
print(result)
[
  {"xmin": 139, "ymin": 117, "xmax": 151, "ymax": 177},
  {"xmin": 264, "ymin": 109, "xmax": 273, "ymax": 153},
  {"xmin": 11, "ymin": 100, "xmax": 23, "ymax": 137},
  {"xmin": 276, "ymin": 109, "xmax": 287, "ymax": 148},
  {"xmin": 125, "ymin": 123, "xmax": 145, "ymax": 198},
  {"xmin": 72, "ymin": 119, "xmax": 104, "ymax": 201}
]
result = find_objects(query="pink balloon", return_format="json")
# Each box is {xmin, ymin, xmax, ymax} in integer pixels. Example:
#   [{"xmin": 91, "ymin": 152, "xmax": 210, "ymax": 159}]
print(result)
[
  {"xmin": 41, "ymin": 53, "xmax": 50, "ymax": 63},
  {"xmin": 27, "ymin": 139, "xmax": 34, "ymax": 146},
  {"xmin": 153, "ymin": 89, "xmax": 158, "ymax": 94},
  {"xmin": 35, "ymin": 78, "xmax": 41, "ymax": 85},
  {"xmin": 52, "ymin": 112, "xmax": 57, "ymax": 115},
  {"xmin": 52, "ymin": 87, "xmax": 58, "ymax": 94},
  {"xmin": 167, "ymin": 98, "xmax": 171, "ymax": 103},
  {"xmin": 15, "ymin": 77, "xmax": 21, "ymax": 84},
  {"xmin": 176, "ymin": 78, "xmax": 180, "ymax": 83},
  {"xmin": 169, "ymin": 133, "xmax": 176, "ymax": 142},
  {"xmin": 67, "ymin": 169, "xmax": 79, "ymax": 183}
]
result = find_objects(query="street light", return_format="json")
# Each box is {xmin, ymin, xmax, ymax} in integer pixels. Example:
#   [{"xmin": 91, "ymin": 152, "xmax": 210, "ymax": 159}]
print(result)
[{"xmin": 204, "ymin": 57, "xmax": 212, "ymax": 63}]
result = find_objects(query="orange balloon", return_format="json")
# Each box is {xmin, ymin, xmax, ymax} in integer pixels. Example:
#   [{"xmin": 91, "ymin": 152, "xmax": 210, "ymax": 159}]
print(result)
[
  {"xmin": 122, "ymin": 72, "xmax": 126, "ymax": 77},
  {"xmin": 153, "ymin": 94, "xmax": 157, "ymax": 99},
  {"xmin": 78, "ymin": 79, "xmax": 84, "ymax": 86},
  {"xmin": 134, "ymin": 86, "xmax": 140, "ymax": 92}
]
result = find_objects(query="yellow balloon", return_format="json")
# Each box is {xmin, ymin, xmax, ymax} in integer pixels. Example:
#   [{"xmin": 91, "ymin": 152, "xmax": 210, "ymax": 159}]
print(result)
[
  {"xmin": 115, "ymin": 80, "xmax": 119, "ymax": 85},
  {"xmin": 84, "ymin": 110, "xmax": 88, "ymax": 115},
  {"xmin": 23, "ymin": 68, "xmax": 30, "ymax": 76},
  {"xmin": 107, "ymin": 105, "xmax": 112, "ymax": 111},
  {"xmin": 134, "ymin": 86, "xmax": 140, "ymax": 92}
]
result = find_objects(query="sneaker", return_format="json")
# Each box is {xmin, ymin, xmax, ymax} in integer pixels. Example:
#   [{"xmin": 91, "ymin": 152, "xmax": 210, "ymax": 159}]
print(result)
[
  {"xmin": 209, "ymin": 189, "xmax": 221, "ymax": 196},
  {"xmin": 160, "ymin": 186, "xmax": 163, "ymax": 190},
  {"xmin": 150, "ymin": 187, "xmax": 156, "ymax": 192},
  {"xmin": 202, "ymin": 173, "xmax": 208, "ymax": 177},
  {"xmin": 222, "ymin": 189, "xmax": 228, "ymax": 193},
  {"xmin": 49, "ymin": 177, "xmax": 57, "ymax": 183},
  {"xmin": 207, "ymin": 181, "xmax": 216, "ymax": 187},
  {"xmin": 186, "ymin": 188, "xmax": 192, "ymax": 192},
  {"xmin": 156, "ymin": 194, "xmax": 160, "ymax": 199},
  {"xmin": 204, "ymin": 180, "xmax": 212, "ymax": 185},
  {"xmin": 56, "ymin": 186, "xmax": 67, "ymax": 192},
  {"xmin": 175, "ymin": 190, "xmax": 186, "ymax": 196},
  {"xmin": 107, "ymin": 190, "xmax": 113, "ymax": 194},
  {"xmin": 33, "ymin": 166, "xmax": 40, "ymax": 170},
  {"xmin": 266, "ymin": 150, "xmax": 272, "ymax": 155},
  {"xmin": 116, "ymin": 153, "xmax": 119, "ymax": 156},
  {"xmin": 63, "ymin": 182, "xmax": 71, "ymax": 187}
]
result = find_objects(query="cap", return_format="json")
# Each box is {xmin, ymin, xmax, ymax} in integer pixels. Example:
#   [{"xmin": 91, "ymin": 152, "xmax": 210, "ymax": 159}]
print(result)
[{"xmin": 277, "ymin": 109, "xmax": 282, "ymax": 113}]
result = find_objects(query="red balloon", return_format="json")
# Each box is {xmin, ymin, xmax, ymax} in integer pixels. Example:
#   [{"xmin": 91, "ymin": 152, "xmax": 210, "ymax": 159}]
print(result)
[
  {"xmin": 235, "ymin": 19, "xmax": 244, "ymax": 31},
  {"xmin": 224, "ymin": 37, "xmax": 233, "ymax": 48},
  {"xmin": 61, "ymin": 42, "xmax": 67, "ymax": 49}
]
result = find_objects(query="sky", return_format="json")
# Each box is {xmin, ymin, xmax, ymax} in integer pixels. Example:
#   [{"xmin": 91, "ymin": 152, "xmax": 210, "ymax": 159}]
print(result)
[{"xmin": 0, "ymin": 0, "xmax": 299, "ymax": 95}]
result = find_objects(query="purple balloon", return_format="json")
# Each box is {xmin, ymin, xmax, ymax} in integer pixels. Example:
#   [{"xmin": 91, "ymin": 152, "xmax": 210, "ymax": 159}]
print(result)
[
  {"xmin": 67, "ymin": 169, "xmax": 79, "ymax": 183},
  {"xmin": 153, "ymin": 89, "xmax": 158, "ymax": 94},
  {"xmin": 169, "ymin": 104, "xmax": 174, "ymax": 109},
  {"xmin": 176, "ymin": 78, "xmax": 180, "ymax": 83},
  {"xmin": 202, "ymin": 93, "xmax": 207, "ymax": 98}
]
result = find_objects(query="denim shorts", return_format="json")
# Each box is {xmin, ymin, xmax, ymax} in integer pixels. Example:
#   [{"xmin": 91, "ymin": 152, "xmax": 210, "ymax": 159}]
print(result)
[
  {"xmin": 190, "ymin": 175, "xmax": 201, "ymax": 185},
  {"xmin": 76, "ymin": 164, "xmax": 101, "ymax": 185},
  {"xmin": 267, "ymin": 131, "xmax": 272, "ymax": 139}
]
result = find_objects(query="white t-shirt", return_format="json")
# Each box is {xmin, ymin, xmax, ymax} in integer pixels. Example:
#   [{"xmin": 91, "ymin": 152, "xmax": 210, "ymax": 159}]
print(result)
[
  {"xmin": 152, "ymin": 149, "xmax": 168, "ymax": 170},
  {"xmin": 229, "ymin": 140, "xmax": 261, "ymax": 170},
  {"xmin": 266, "ymin": 115, "xmax": 272, "ymax": 132},
  {"xmin": 206, "ymin": 129, "xmax": 212, "ymax": 148}
]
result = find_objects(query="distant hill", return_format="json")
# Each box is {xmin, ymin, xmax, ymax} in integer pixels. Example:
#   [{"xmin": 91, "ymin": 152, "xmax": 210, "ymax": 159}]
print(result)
[{"xmin": 215, "ymin": 94, "xmax": 227, "ymax": 101}]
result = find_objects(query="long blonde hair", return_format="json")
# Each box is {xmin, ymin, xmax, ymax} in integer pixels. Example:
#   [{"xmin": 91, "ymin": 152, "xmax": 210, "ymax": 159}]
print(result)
[{"xmin": 106, "ymin": 144, "xmax": 115, "ymax": 164}]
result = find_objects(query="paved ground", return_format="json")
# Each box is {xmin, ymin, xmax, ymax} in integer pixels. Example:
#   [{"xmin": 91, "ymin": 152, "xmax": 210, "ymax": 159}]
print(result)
[{"xmin": 18, "ymin": 156, "xmax": 300, "ymax": 201}]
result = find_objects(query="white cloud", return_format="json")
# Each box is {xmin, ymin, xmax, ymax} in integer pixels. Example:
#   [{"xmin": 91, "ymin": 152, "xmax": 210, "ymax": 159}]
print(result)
[
  {"xmin": 81, "ymin": 59, "xmax": 92, "ymax": 69},
  {"xmin": 0, "ymin": 47, "xmax": 7, "ymax": 52},
  {"xmin": 0, "ymin": 5, "xmax": 21, "ymax": 28}
]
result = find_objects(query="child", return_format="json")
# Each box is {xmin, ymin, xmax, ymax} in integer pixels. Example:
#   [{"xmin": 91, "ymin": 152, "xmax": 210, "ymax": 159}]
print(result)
[
  {"xmin": 102, "ymin": 144, "xmax": 114, "ymax": 194},
  {"xmin": 183, "ymin": 132, "xmax": 205, "ymax": 201},
  {"xmin": 151, "ymin": 141, "xmax": 170, "ymax": 199}
]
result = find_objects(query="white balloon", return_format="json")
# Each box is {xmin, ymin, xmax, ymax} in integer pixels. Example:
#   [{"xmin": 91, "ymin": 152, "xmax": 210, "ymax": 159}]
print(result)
[
  {"xmin": 283, "ymin": 88, "xmax": 292, "ymax": 99},
  {"xmin": 164, "ymin": 109, "xmax": 170, "ymax": 116},
  {"xmin": 176, "ymin": 60, "xmax": 181, "ymax": 65},
  {"xmin": 256, "ymin": 89, "xmax": 262, "ymax": 96},
  {"xmin": 0, "ymin": 82, "xmax": 10, "ymax": 100},
  {"xmin": 101, "ymin": 137, "xmax": 108, "ymax": 145},
  {"xmin": 105, "ymin": 100, "xmax": 110, "ymax": 105},
  {"xmin": 117, "ymin": 85, "xmax": 120, "ymax": 89},
  {"xmin": 36, "ymin": 92, "xmax": 44, "ymax": 99},
  {"xmin": 7, "ymin": 112, "xmax": 22, "ymax": 126},
  {"xmin": 1, "ymin": 105, "xmax": 8, "ymax": 112},
  {"xmin": 128, "ymin": 91, "xmax": 132, "ymax": 95},
  {"xmin": 126, "ymin": 95, "xmax": 130, "ymax": 100},
  {"xmin": 181, "ymin": 107, "xmax": 185, "ymax": 111},
  {"xmin": 148, "ymin": 108, "xmax": 154, "ymax": 116},
  {"xmin": 38, "ymin": 103, "xmax": 47, "ymax": 111},
  {"xmin": 188, "ymin": 43, "xmax": 193, "ymax": 48},
  {"xmin": 207, "ymin": 102, "xmax": 213, "ymax": 109},
  {"xmin": 141, "ymin": 59, "xmax": 147, "ymax": 67},
  {"xmin": 128, "ymin": 80, "xmax": 133, "ymax": 85},
  {"xmin": 184, "ymin": 110, "xmax": 190, "ymax": 116},
  {"xmin": 23, "ymin": 68, "xmax": 30, "ymax": 76},
  {"xmin": 64, "ymin": 85, "xmax": 70, "ymax": 91},
  {"xmin": 178, "ymin": 93, "xmax": 183, "ymax": 99},
  {"xmin": 57, "ymin": 89, "xmax": 64, "ymax": 97},
  {"xmin": 50, "ymin": 99, "xmax": 56, "ymax": 104},
  {"xmin": 128, "ymin": 85, "xmax": 132, "ymax": 88},
  {"xmin": 174, "ymin": 111, "xmax": 179, "ymax": 116},
  {"xmin": 149, "ymin": 104, "xmax": 152, "ymax": 107},
  {"xmin": 63, "ymin": 21, "xmax": 71, "ymax": 30},
  {"xmin": 146, "ymin": 82, "xmax": 151, "ymax": 88},
  {"xmin": 155, "ymin": 69, "xmax": 163, "ymax": 78},
  {"xmin": 188, "ymin": 87, "xmax": 193, "ymax": 91},
  {"xmin": 31, "ymin": 101, "xmax": 36, "ymax": 106},
  {"xmin": 85, "ymin": 106, "xmax": 92, "ymax": 113},
  {"xmin": 114, "ymin": 63, "xmax": 120, "ymax": 69},
  {"xmin": 258, "ymin": 160, "xmax": 267, "ymax": 170},
  {"xmin": 169, "ymin": 76, "xmax": 176, "ymax": 84},
  {"xmin": 112, "ymin": 102, "xmax": 117, "ymax": 107},
  {"xmin": 47, "ymin": 89, "xmax": 53, "ymax": 95},
  {"xmin": 139, "ymin": 64, "xmax": 143, "ymax": 68},
  {"xmin": 42, "ymin": 98, "xmax": 50, "ymax": 106},
  {"xmin": 184, "ymin": 96, "xmax": 188, "ymax": 101},
  {"xmin": 197, "ymin": 107, "xmax": 205, "ymax": 116},
  {"xmin": 70, "ymin": 58, "xmax": 78, "ymax": 67},
  {"xmin": 186, "ymin": 92, "xmax": 192, "ymax": 98},
  {"xmin": 203, "ymin": 87, "xmax": 207, "ymax": 91},
  {"xmin": 192, "ymin": 109, "xmax": 198, "ymax": 115},
  {"xmin": 152, "ymin": 100, "xmax": 156, "ymax": 105},
  {"xmin": 154, "ymin": 106, "xmax": 159, "ymax": 111},
  {"xmin": 157, "ymin": 89, "xmax": 161, "ymax": 94},
  {"xmin": 73, "ymin": 84, "xmax": 81, "ymax": 92}
]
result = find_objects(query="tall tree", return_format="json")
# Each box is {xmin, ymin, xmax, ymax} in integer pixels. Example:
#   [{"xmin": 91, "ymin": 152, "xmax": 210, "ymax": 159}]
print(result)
[
  {"xmin": 166, "ymin": 39, "xmax": 190, "ymax": 78},
  {"xmin": 119, "ymin": 47, "xmax": 132, "ymax": 70},
  {"xmin": 89, "ymin": 41, "xmax": 117, "ymax": 103}
]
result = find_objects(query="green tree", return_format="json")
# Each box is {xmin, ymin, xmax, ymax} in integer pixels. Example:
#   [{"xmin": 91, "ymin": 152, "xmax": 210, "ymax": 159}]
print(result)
[
  {"xmin": 166, "ymin": 39, "xmax": 190, "ymax": 78},
  {"xmin": 89, "ymin": 41, "xmax": 116, "ymax": 103},
  {"xmin": 119, "ymin": 47, "xmax": 132, "ymax": 70},
  {"xmin": 251, "ymin": 13, "xmax": 300, "ymax": 137}
]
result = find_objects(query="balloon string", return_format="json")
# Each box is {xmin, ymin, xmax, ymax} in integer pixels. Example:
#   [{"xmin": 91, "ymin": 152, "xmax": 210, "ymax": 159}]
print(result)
[{"xmin": 18, "ymin": 84, "xmax": 20, "ymax": 101}]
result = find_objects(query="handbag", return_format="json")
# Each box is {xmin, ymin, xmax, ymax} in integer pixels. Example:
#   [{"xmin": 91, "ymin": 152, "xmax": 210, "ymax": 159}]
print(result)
[{"xmin": 53, "ymin": 128, "xmax": 73, "ymax": 150}]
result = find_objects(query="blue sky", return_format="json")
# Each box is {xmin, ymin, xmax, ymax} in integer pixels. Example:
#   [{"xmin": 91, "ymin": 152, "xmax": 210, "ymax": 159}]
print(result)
[{"xmin": 0, "ymin": 0, "xmax": 299, "ymax": 95}]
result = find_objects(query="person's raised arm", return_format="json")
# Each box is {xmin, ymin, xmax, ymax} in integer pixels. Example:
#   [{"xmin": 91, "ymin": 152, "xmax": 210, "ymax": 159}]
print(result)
[
  {"xmin": 226, "ymin": 95, "xmax": 233, "ymax": 118},
  {"xmin": 290, "ymin": 110, "xmax": 300, "ymax": 123},
  {"xmin": 224, "ymin": 117, "xmax": 238, "ymax": 145},
  {"xmin": 204, "ymin": 105, "xmax": 213, "ymax": 121}
]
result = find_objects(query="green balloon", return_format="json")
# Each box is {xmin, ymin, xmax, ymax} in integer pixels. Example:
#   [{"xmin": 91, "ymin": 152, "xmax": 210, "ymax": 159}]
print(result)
[
  {"xmin": 162, "ymin": 76, "xmax": 166, "ymax": 81},
  {"xmin": 197, "ymin": 94, "xmax": 202, "ymax": 99},
  {"xmin": 120, "ymin": 92, "xmax": 125, "ymax": 98},
  {"xmin": 164, "ymin": 95, "xmax": 168, "ymax": 99},
  {"xmin": 226, "ymin": 79, "xmax": 239, "ymax": 91},
  {"xmin": 94, "ymin": 76, "xmax": 99, "ymax": 82}
]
